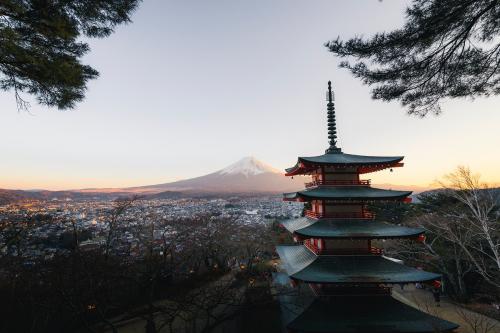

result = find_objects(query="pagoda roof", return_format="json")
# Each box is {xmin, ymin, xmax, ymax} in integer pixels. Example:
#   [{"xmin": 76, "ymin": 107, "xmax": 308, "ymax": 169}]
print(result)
[
  {"xmin": 286, "ymin": 295, "xmax": 458, "ymax": 333},
  {"xmin": 285, "ymin": 153, "xmax": 404, "ymax": 176},
  {"xmin": 283, "ymin": 186, "xmax": 412, "ymax": 201},
  {"xmin": 281, "ymin": 217, "xmax": 425, "ymax": 239},
  {"xmin": 276, "ymin": 245, "xmax": 440, "ymax": 284}
]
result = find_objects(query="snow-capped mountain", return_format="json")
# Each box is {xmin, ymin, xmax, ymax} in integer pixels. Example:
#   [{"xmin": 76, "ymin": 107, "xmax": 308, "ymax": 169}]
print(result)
[
  {"xmin": 218, "ymin": 156, "xmax": 280, "ymax": 176},
  {"xmin": 0, "ymin": 156, "xmax": 441, "ymax": 203},
  {"xmin": 127, "ymin": 156, "xmax": 305, "ymax": 194}
]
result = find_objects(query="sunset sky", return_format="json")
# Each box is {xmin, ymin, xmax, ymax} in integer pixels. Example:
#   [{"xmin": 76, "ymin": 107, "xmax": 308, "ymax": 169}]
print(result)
[{"xmin": 1, "ymin": 0, "xmax": 499, "ymax": 191}]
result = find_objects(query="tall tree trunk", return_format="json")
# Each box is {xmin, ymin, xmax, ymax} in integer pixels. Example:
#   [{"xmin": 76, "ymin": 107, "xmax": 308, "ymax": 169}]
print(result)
[{"xmin": 455, "ymin": 257, "xmax": 468, "ymax": 301}]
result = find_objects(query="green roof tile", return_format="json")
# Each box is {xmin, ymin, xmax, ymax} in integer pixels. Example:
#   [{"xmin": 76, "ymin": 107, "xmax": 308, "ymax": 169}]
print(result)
[
  {"xmin": 277, "ymin": 245, "xmax": 440, "ymax": 284},
  {"xmin": 286, "ymin": 153, "xmax": 403, "ymax": 173},
  {"xmin": 281, "ymin": 218, "xmax": 424, "ymax": 239},
  {"xmin": 283, "ymin": 186, "xmax": 412, "ymax": 201},
  {"xmin": 286, "ymin": 295, "xmax": 458, "ymax": 333}
]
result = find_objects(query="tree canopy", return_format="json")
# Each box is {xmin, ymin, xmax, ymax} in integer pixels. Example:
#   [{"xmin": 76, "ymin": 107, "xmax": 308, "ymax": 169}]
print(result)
[
  {"xmin": 326, "ymin": 0, "xmax": 500, "ymax": 116},
  {"xmin": 0, "ymin": 0, "xmax": 141, "ymax": 110}
]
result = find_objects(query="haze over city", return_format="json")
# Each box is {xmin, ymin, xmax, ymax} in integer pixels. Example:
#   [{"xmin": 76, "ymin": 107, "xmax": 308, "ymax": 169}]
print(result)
[{"xmin": 1, "ymin": 0, "xmax": 499, "ymax": 191}]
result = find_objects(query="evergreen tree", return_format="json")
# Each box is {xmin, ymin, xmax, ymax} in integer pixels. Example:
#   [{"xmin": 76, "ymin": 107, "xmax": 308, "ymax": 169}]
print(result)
[
  {"xmin": 326, "ymin": 0, "xmax": 500, "ymax": 116},
  {"xmin": 0, "ymin": 0, "xmax": 141, "ymax": 110}
]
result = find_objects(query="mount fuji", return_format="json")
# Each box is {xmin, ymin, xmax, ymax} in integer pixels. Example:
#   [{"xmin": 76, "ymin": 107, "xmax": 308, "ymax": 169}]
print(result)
[
  {"xmin": 0, "ymin": 157, "xmax": 437, "ymax": 204},
  {"xmin": 127, "ymin": 156, "xmax": 306, "ymax": 194}
]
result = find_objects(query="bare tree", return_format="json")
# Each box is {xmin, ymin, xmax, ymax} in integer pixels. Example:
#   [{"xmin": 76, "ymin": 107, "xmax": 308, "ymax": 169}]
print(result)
[
  {"xmin": 408, "ymin": 291, "xmax": 498, "ymax": 333},
  {"xmin": 384, "ymin": 166, "xmax": 499, "ymax": 300},
  {"xmin": 103, "ymin": 195, "xmax": 140, "ymax": 259},
  {"xmin": 116, "ymin": 215, "xmax": 280, "ymax": 333},
  {"xmin": 455, "ymin": 306, "xmax": 498, "ymax": 333},
  {"xmin": 387, "ymin": 231, "xmax": 474, "ymax": 300},
  {"xmin": 442, "ymin": 166, "xmax": 500, "ymax": 276}
]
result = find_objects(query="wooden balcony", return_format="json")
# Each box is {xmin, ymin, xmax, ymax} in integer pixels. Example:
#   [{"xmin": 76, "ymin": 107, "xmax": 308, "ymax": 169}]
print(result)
[
  {"xmin": 305, "ymin": 210, "xmax": 375, "ymax": 219},
  {"xmin": 303, "ymin": 239, "xmax": 320, "ymax": 253},
  {"xmin": 305, "ymin": 179, "xmax": 371, "ymax": 188},
  {"xmin": 323, "ymin": 246, "xmax": 383, "ymax": 255},
  {"xmin": 310, "ymin": 284, "xmax": 391, "ymax": 296},
  {"xmin": 304, "ymin": 240, "xmax": 383, "ymax": 256}
]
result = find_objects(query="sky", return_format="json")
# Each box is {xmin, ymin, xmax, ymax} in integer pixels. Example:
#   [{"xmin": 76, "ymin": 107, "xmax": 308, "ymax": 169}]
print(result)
[{"xmin": 1, "ymin": 0, "xmax": 499, "ymax": 191}]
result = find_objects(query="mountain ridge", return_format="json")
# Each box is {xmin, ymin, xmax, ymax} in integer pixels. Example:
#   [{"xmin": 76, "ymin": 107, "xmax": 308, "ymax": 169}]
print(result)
[
  {"xmin": 125, "ymin": 156, "xmax": 305, "ymax": 194},
  {"xmin": 0, "ymin": 156, "xmax": 436, "ymax": 203}
]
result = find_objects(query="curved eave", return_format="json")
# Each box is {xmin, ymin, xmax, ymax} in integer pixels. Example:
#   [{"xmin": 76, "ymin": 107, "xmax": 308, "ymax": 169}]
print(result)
[
  {"xmin": 286, "ymin": 296, "xmax": 459, "ymax": 333},
  {"xmin": 285, "ymin": 164, "xmax": 316, "ymax": 177},
  {"xmin": 277, "ymin": 245, "xmax": 440, "ymax": 284},
  {"xmin": 283, "ymin": 186, "xmax": 412, "ymax": 202},
  {"xmin": 285, "ymin": 154, "xmax": 404, "ymax": 176},
  {"xmin": 281, "ymin": 217, "xmax": 425, "ymax": 239}
]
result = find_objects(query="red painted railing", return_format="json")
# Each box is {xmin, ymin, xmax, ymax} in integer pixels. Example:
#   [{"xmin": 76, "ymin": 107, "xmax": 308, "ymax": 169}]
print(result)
[
  {"xmin": 304, "ymin": 240, "xmax": 383, "ymax": 255},
  {"xmin": 305, "ymin": 179, "xmax": 371, "ymax": 188},
  {"xmin": 304, "ymin": 239, "xmax": 319, "ymax": 253},
  {"xmin": 320, "ymin": 246, "xmax": 383, "ymax": 255},
  {"xmin": 305, "ymin": 210, "xmax": 375, "ymax": 219},
  {"xmin": 311, "ymin": 284, "xmax": 391, "ymax": 296}
]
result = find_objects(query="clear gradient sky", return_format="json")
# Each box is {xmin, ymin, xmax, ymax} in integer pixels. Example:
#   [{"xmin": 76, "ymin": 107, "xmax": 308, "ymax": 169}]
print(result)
[{"xmin": 1, "ymin": 0, "xmax": 499, "ymax": 191}]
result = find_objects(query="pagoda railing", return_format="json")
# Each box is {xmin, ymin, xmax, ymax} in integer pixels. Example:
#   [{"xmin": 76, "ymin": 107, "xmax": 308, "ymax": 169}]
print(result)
[
  {"xmin": 310, "ymin": 284, "xmax": 391, "ymax": 296},
  {"xmin": 321, "ymin": 246, "xmax": 383, "ymax": 255},
  {"xmin": 305, "ymin": 179, "xmax": 371, "ymax": 188},
  {"xmin": 305, "ymin": 210, "xmax": 375, "ymax": 219},
  {"xmin": 304, "ymin": 240, "xmax": 383, "ymax": 255},
  {"xmin": 303, "ymin": 239, "xmax": 319, "ymax": 253}
]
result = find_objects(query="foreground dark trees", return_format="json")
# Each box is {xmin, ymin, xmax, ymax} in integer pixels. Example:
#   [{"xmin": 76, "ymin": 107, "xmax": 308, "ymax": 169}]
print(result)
[
  {"xmin": 327, "ymin": 0, "xmax": 500, "ymax": 116},
  {"xmin": 0, "ymin": 0, "xmax": 141, "ymax": 110},
  {"xmin": 2, "ymin": 177, "xmax": 497, "ymax": 331},
  {"xmin": 0, "ymin": 200, "xmax": 281, "ymax": 333}
]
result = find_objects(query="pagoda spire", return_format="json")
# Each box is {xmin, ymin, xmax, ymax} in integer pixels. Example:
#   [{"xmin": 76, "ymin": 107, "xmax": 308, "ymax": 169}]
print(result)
[{"xmin": 325, "ymin": 81, "xmax": 342, "ymax": 154}]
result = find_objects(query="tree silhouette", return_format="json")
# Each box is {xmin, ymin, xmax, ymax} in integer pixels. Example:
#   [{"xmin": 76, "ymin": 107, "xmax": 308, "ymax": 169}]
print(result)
[
  {"xmin": 326, "ymin": 0, "xmax": 500, "ymax": 116},
  {"xmin": 0, "ymin": 0, "xmax": 141, "ymax": 110}
]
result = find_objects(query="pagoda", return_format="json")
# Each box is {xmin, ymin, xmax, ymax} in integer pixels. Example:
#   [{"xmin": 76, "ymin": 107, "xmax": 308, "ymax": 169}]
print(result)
[{"xmin": 276, "ymin": 82, "xmax": 458, "ymax": 333}]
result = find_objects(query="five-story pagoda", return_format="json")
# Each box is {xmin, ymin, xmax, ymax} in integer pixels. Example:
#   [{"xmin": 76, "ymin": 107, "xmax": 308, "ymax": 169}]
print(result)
[{"xmin": 276, "ymin": 82, "xmax": 458, "ymax": 333}]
